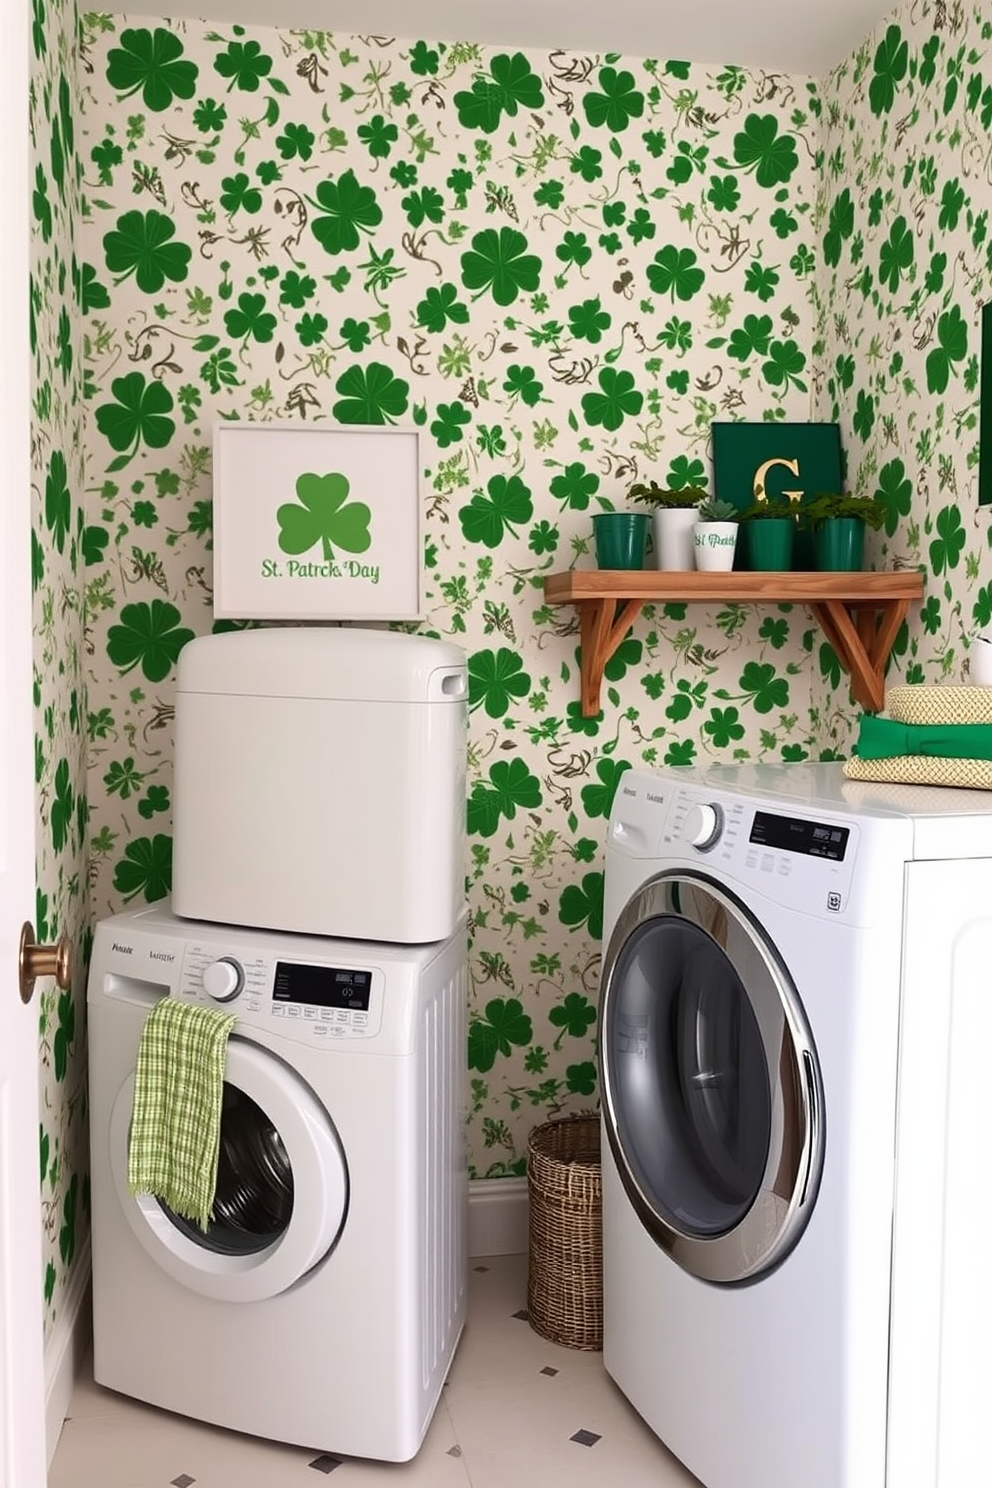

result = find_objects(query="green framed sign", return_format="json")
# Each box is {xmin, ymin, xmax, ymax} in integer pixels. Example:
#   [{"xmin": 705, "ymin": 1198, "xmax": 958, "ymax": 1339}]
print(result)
[
  {"xmin": 712, "ymin": 420, "xmax": 844, "ymax": 512},
  {"xmin": 712, "ymin": 420, "xmax": 843, "ymax": 569}
]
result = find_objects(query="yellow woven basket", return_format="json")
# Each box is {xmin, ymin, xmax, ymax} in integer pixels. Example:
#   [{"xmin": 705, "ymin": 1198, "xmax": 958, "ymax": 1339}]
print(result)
[{"xmin": 885, "ymin": 684, "xmax": 992, "ymax": 725}]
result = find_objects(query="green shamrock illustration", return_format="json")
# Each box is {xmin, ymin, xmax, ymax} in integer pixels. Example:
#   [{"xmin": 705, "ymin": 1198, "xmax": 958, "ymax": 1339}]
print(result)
[{"xmin": 276, "ymin": 471, "xmax": 372, "ymax": 561}]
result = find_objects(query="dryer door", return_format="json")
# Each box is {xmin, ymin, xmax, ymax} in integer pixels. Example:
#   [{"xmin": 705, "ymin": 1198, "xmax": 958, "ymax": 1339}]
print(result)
[
  {"xmin": 600, "ymin": 870, "xmax": 824, "ymax": 1285},
  {"xmin": 109, "ymin": 1035, "xmax": 348, "ymax": 1302}
]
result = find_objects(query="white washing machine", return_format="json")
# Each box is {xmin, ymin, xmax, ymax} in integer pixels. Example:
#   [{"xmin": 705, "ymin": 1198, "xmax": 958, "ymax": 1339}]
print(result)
[
  {"xmin": 88, "ymin": 903, "xmax": 468, "ymax": 1462},
  {"xmin": 600, "ymin": 762, "xmax": 992, "ymax": 1488}
]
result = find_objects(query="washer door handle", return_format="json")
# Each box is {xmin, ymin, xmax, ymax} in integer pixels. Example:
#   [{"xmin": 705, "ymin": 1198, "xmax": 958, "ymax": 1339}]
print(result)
[{"xmin": 799, "ymin": 1049, "xmax": 819, "ymax": 1208}]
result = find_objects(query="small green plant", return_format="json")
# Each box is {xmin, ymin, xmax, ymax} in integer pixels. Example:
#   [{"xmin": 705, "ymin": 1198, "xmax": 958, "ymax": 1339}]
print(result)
[
  {"xmin": 628, "ymin": 481, "xmax": 707, "ymax": 509},
  {"xmin": 801, "ymin": 491, "xmax": 886, "ymax": 530},
  {"xmin": 694, "ymin": 495, "xmax": 738, "ymax": 522},
  {"xmin": 739, "ymin": 501, "xmax": 797, "ymax": 521}
]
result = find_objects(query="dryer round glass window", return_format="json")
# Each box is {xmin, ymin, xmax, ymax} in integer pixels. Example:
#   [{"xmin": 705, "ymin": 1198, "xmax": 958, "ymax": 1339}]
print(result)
[
  {"xmin": 161, "ymin": 1086, "xmax": 295, "ymax": 1257},
  {"xmin": 600, "ymin": 872, "xmax": 825, "ymax": 1285},
  {"xmin": 109, "ymin": 1035, "xmax": 349, "ymax": 1303}
]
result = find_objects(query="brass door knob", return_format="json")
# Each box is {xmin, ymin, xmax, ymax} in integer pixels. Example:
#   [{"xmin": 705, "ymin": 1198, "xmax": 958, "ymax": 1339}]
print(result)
[{"xmin": 18, "ymin": 922, "xmax": 72, "ymax": 1004}]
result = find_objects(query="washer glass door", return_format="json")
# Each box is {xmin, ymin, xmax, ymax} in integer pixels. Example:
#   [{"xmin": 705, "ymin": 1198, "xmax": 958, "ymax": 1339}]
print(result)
[
  {"xmin": 600, "ymin": 871, "xmax": 823, "ymax": 1284},
  {"xmin": 110, "ymin": 1035, "xmax": 348, "ymax": 1302}
]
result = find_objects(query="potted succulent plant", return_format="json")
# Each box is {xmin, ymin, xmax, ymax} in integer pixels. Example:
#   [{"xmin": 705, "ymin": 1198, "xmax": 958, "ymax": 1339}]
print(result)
[
  {"xmin": 692, "ymin": 496, "xmax": 739, "ymax": 572},
  {"xmin": 629, "ymin": 481, "xmax": 708, "ymax": 571},
  {"xmin": 801, "ymin": 492, "xmax": 886, "ymax": 572},
  {"xmin": 738, "ymin": 501, "xmax": 797, "ymax": 572}
]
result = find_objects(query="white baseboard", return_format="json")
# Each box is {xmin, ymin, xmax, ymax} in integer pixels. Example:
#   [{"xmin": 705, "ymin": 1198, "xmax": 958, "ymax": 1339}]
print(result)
[
  {"xmin": 46, "ymin": 1236, "xmax": 92, "ymax": 1466},
  {"xmin": 468, "ymin": 1177, "xmax": 528, "ymax": 1258}
]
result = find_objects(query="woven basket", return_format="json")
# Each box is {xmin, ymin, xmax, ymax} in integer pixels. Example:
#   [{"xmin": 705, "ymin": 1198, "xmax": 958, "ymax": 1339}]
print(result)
[
  {"xmin": 886, "ymin": 684, "xmax": 992, "ymax": 725},
  {"xmin": 843, "ymin": 683, "xmax": 992, "ymax": 790},
  {"xmin": 526, "ymin": 1116, "xmax": 602, "ymax": 1351}
]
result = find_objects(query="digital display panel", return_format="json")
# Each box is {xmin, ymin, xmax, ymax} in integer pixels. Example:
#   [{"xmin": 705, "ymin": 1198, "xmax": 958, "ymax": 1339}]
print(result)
[
  {"xmin": 273, "ymin": 962, "xmax": 372, "ymax": 1010},
  {"xmin": 749, "ymin": 811, "xmax": 850, "ymax": 862}
]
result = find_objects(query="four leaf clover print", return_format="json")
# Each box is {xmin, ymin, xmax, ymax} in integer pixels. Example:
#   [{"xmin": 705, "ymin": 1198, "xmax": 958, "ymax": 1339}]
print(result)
[
  {"xmin": 102, "ymin": 209, "xmax": 192, "ymax": 294},
  {"xmin": 309, "ymin": 170, "xmax": 383, "ymax": 255}
]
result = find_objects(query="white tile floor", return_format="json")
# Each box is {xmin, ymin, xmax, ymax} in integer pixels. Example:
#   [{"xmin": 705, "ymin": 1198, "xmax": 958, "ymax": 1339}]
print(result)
[{"xmin": 49, "ymin": 1252, "xmax": 701, "ymax": 1487}]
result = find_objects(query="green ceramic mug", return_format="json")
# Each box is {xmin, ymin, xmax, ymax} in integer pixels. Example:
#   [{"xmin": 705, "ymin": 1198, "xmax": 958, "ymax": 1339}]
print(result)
[
  {"xmin": 592, "ymin": 512, "xmax": 649, "ymax": 570},
  {"xmin": 813, "ymin": 518, "xmax": 865, "ymax": 571},
  {"xmin": 744, "ymin": 519, "xmax": 794, "ymax": 571}
]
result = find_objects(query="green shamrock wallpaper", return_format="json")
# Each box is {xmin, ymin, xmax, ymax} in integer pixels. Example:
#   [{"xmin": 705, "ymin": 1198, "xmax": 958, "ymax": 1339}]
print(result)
[
  {"xmin": 814, "ymin": 7, "xmax": 991, "ymax": 734},
  {"xmin": 29, "ymin": 0, "xmax": 992, "ymax": 1351},
  {"xmin": 77, "ymin": 12, "xmax": 824, "ymax": 1185},
  {"xmin": 31, "ymin": 0, "xmax": 89, "ymax": 1345}
]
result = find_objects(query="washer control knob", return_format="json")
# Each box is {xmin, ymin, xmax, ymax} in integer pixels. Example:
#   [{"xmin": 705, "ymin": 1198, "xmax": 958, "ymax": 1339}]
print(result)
[
  {"xmin": 202, "ymin": 957, "xmax": 244, "ymax": 1002},
  {"xmin": 684, "ymin": 802, "xmax": 724, "ymax": 852}
]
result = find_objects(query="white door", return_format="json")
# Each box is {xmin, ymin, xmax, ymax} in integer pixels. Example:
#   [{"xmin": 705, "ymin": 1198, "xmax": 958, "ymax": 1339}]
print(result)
[{"xmin": 0, "ymin": 1, "xmax": 48, "ymax": 1482}]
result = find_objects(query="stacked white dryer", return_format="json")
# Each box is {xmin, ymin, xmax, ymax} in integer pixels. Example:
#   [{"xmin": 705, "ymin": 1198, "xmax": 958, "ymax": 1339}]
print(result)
[{"xmin": 88, "ymin": 628, "xmax": 469, "ymax": 1462}]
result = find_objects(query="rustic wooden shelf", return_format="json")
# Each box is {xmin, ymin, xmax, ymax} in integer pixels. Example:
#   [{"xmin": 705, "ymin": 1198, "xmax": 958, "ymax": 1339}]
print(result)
[{"xmin": 543, "ymin": 569, "xmax": 926, "ymax": 717}]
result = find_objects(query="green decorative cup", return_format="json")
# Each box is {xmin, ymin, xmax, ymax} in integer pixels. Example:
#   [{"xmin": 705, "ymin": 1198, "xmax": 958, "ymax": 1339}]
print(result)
[
  {"xmin": 592, "ymin": 512, "xmax": 649, "ymax": 570},
  {"xmin": 813, "ymin": 518, "xmax": 865, "ymax": 571},
  {"xmin": 744, "ymin": 519, "xmax": 794, "ymax": 571}
]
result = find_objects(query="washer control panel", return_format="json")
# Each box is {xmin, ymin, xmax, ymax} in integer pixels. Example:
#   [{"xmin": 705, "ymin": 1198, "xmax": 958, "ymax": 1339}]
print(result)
[
  {"xmin": 96, "ymin": 930, "xmax": 386, "ymax": 1044},
  {"xmin": 176, "ymin": 943, "xmax": 382, "ymax": 1039}
]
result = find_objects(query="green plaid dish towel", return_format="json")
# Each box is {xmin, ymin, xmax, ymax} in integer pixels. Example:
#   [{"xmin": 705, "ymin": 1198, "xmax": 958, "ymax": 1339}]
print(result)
[{"xmin": 127, "ymin": 997, "xmax": 237, "ymax": 1232}]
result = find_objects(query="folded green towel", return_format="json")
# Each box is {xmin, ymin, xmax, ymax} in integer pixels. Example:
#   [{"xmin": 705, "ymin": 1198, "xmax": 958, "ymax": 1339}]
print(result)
[
  {"xmin": 855, "ymin": 714, "xmax": 992, "ymax": 761},
  {"xmin": 128, "ymin": 997, "xmax": 237, "ymax": 1232}
]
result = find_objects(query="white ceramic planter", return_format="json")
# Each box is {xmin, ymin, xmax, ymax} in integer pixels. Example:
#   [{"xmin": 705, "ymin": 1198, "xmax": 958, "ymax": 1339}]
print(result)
[
  {"xmin": 693, "ymin": 521, "xmax": 738, "ymax": 571},
  {"xmin": 651, "ymin": 507, "xmax": 698, "ymax": 571}
]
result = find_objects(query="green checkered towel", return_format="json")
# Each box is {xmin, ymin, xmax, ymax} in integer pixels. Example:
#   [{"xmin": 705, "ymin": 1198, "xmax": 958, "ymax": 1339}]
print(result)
[{"xmin": 127, "ymin": 997, "xmax": 237, "ymax": 1232}]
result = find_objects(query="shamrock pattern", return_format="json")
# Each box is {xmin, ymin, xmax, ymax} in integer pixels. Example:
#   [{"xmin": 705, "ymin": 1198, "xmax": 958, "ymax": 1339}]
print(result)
[
  {"xmin": 32, "ymin": 0, "xmax": 88, "ymax": 1337},
  {"xmin": 30, "ymin": 2, "xmax": 992, "ymax": 1347},
  {"xmin": 75, "ymin": 7, "xmax": 992, "ymax": 1183}
]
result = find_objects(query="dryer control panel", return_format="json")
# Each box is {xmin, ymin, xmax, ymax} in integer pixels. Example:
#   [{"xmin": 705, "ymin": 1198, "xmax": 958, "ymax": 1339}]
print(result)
[{"xmin": 610, "ymin": 772, "xmax": 860, "ymax": 921}]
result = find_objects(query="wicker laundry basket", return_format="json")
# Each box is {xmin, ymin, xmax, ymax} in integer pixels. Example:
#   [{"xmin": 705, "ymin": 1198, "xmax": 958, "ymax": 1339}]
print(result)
[{"xmin": 526, "ymin": 1115, "xmax": 603, "ymax": 1351}]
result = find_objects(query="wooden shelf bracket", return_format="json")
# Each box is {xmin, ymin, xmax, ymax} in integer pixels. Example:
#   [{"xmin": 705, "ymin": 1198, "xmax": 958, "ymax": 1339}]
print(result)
[
  {"xmin": 578, "ymin": 596, "xmax": 643, "ymax": 718},
  {"xmin": 543, "ymin": 570, "xmax": 924, "ymax": 718},
  {"xmin": 808, "ymin": 596, "xmax": 911, "ymax": 714}
]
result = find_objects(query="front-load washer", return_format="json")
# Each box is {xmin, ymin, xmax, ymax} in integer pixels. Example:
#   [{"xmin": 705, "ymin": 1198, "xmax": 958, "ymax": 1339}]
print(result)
[
  {"xmin": 87, "ymin": 903, "xmax": 468, "ymax": 1462},
  {"xmin": 600, "ymin": 762, "xmax": 992, "ymax": 1488}
]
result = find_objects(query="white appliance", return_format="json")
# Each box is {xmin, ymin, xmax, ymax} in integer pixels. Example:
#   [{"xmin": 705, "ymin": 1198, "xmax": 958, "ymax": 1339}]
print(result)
[
  {"xmin": 600, "ymin": 763, "xmax": 992, "ymax": 1488},
  {"xmin": 88, "ymin": 903, "xmax": 467, "ymax": 1461},
  {"xmin": 171, "ymin": 627, "xmax": 467, "ymax": 943}
]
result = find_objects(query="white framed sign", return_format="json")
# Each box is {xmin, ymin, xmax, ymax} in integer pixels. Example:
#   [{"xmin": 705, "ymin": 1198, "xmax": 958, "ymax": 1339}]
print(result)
[{"xmin": 212, "ymin": 422, "xmax": 422, "ymax": 620}]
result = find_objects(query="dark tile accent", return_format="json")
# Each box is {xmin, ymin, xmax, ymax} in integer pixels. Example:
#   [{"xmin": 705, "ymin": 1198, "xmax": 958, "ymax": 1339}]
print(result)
[
  {"xmin": 540, "ymin": 1366, "xmax": 558, "ymax": 1377},
  {"xmin": 447, "ymin": 1445, "xmax": 463, "ymax": 1457},
  {"xmin": 170, "ymin": 1477, "xmax": 195, "ymax": 1487},
  {"xmin": 570, "ymin": 1429, "xmax": 602, "ymax": 1448},
  {"xmin": 512, "ymin": 1308, "xmax": 529, "ymax": 1320},
  {"xmin": 308, "ymin": 1454, "xmax": 343, "ymax": 1474}
]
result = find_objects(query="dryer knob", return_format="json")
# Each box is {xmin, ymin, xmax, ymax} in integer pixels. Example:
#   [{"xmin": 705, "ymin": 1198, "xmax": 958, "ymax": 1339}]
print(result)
[
  {"xmin": 203, "ymin": 957, "xmax": 243, "ymax": 1002},
  {"xmin": 684, "ymin": 802, "xmax": 724, "ymax": 851}
]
